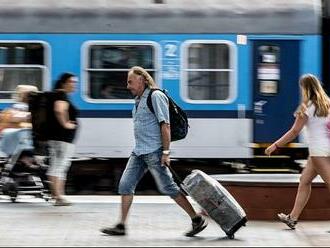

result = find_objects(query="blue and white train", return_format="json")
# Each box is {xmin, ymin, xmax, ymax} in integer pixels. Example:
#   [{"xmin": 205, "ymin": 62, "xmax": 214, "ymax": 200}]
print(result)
[{"xmin": 0, "ymin": 0, "xmax": 326, "ymax": 160}]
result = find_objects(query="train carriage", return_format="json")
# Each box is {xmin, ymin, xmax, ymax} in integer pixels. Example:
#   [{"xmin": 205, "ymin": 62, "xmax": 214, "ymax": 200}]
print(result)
[{"xmin": 0, "ymin": 0, "xmax": 323, "ymax": 160}]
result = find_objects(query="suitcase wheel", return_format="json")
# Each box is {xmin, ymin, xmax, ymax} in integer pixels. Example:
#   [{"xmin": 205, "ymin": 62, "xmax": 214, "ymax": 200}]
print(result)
[{"xmin": 227, "ymin": 234, "xmax": 235, "ymax": 239}]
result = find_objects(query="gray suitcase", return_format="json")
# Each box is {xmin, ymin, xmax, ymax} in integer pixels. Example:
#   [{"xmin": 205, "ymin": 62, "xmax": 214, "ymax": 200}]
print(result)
[{"xmin": 181, "ymin": 169, "xmax": 247, "ymax": 239}]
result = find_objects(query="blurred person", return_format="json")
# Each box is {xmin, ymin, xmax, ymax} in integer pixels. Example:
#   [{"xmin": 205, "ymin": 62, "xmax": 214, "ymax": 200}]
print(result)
[
  {"xmin": 0, "ymin": 85, "xmax": 38, "ymax": 167},
  {"xmin": 47, "ymin": 72, "xmax": 79, "ymax": 206},
  {"xmin": 100, "ymin": 66, "xmax": 207, "ymax": 237},
  {"xmin": 265, "ymin": 74, "xmax": 330, "ymax": 229},
  {"xmin": 0, "ymin": 85, "xmax": 38, "ymax": 132}
]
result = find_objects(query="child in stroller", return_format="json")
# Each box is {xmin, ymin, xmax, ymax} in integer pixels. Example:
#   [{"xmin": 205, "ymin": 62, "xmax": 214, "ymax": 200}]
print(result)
[
  {"xmin": 0, "ymin": 85, "xmax": 50, "ymax": 202},
  {"xmin": 0, "ymin": 128, "xmax": 50, "ymax": 202}
]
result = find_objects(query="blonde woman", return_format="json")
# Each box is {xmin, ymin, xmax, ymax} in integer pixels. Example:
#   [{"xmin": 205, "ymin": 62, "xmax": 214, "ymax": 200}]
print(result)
[{"xmin": 265, "ymin": 74, "xmax": 330, "ymax": 229}]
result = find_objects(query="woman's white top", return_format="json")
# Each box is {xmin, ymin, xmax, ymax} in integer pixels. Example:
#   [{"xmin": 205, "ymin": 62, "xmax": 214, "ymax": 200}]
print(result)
[{"xmin": 304, "ymin": 103, "xmax": 330, "ymax": 154}]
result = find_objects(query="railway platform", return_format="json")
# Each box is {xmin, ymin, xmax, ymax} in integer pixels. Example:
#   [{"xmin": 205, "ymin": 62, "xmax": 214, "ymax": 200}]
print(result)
[{"xmin": 0, "ymin": 195, "xmax": 329, "ymax": 247}]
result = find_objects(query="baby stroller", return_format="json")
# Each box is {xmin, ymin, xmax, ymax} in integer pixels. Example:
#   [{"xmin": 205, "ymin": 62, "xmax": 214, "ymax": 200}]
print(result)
[{"xmin": 0, "ymin": 128, "xmax": 50, "ymax": 202}]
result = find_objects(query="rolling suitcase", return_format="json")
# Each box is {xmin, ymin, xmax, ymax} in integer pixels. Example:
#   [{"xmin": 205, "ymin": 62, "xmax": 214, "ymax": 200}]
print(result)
[{"xmin": 171, "ymin": 168, "xmax": 247, "ymax": 239}]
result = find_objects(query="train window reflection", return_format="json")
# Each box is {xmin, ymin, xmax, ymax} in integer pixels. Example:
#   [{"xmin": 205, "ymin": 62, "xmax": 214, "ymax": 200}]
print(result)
[
  {"xmin": 184, "ymin": 42, "xmax": 233, "ymax": 101},
  {"xmin": 86, "ymin": 44, "xmax": 155, "ymax": 100},
  {"xmin": 0, "ymin": 42, "xmax": 46, "ymax": 100},
  {"xmin": 188, "ymin": 71, "xmax": 229, "ymax": 100}
]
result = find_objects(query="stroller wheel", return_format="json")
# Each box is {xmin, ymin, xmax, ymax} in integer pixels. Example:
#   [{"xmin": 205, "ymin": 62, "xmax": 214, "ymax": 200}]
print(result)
[
  {"xmin": 8, "ymin": 186, "xmax": 18, "ymax": 202},
  {"xmin": 10, "ymin": 195, "xmax": 17, "ymax": 202},
  {"xmin": 2, "ymin": 180, "xmax": 18, "ymax": 201},
  {"xmin": 8, "ymin": 184, "xmax": 18, "ymax": 202}
]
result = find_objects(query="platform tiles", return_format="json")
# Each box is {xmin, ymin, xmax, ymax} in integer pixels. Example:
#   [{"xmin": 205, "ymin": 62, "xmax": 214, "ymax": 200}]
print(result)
[{"xmin": 0, "ymin": 195, "xmax": 329, "ymax": 247}]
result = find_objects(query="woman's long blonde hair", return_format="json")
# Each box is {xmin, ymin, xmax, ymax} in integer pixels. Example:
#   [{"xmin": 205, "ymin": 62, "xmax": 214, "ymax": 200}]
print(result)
[
  {"xmin": 295, "ymin": 74, "xmax": 330, "ymax": 117},
  {"xmin": 129, "ymin": 66, "xmax": 157, "ymax": 88}
]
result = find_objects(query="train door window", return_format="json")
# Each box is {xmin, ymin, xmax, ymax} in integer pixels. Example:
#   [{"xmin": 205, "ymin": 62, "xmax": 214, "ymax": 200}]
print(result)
[
  {"xmin": 0, "ymin": 42, "xmax": 48, "ymax": 100},
  {"xmin": 257, "ymin": 45, "xmax": 280, "ymax": 95},
  {"xmin": 84, "ymin": 42, "xmax": 158, "ymax": 101},
  {"xmin": 182, "ymin": 41, "xmax": 236, "ymax": 102}
]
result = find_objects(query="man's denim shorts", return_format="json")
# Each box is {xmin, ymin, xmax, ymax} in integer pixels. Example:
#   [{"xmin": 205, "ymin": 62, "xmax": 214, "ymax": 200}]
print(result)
[{"xmin": 118, "ymin": 148, "xmax": 180, "ymax": 198}]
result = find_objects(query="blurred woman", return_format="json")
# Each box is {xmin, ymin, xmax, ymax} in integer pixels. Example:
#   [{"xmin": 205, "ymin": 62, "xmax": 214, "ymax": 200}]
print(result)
[
  {"xmin": 0, "ymin": 85, "xmax": 38, "ymax": 132},
  {"xmin": 0, "ymin": 85, "xmax": 38, "ymax": 167},
  {"xmin": 47, "ymin": 73, "xmax": 79, "ymax": 206},
  {"xmin": 265, "ymin": 74, "xmax": 330, "ymax": 229}
]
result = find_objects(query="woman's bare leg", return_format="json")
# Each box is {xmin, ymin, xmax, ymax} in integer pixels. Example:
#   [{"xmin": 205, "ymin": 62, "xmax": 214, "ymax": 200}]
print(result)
[
  {"xmin": 289, "ymin": 157, "xmax": 317, "ymax": 220},
  {"xmin": 310, "ymin": 157, "xmax": 330, "ymax": 193}
]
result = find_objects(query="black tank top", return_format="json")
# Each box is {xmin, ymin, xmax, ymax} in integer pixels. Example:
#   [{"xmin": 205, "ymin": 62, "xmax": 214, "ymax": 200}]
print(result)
[{"xmin": 48, "ymin": 91, "xmax": 79, "ymax": 143}]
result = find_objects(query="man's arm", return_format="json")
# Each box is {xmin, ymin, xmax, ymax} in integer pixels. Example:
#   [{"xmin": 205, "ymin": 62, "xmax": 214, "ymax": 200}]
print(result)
[{"xmin": 160, "ymin": 122, "xmax": 171, "ymax": 166}]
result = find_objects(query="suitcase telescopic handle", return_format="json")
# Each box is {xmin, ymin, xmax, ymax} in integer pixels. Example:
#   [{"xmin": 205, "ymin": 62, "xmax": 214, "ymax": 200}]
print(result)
[
  {"xmin": 167, "ymin": 165, "xmax": 183, "ymax": 184},
  {"xmin": 167, "ymin": 165, "xmax": 189, "ymax": 195}
]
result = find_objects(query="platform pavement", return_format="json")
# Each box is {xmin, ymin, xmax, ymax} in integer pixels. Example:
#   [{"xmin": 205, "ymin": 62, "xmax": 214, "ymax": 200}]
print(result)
[{"xmin": 0, "ymin": 195, "xmax": 329, "ymax": 247}]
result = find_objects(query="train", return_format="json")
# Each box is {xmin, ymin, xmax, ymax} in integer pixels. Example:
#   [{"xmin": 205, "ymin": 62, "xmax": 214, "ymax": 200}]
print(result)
[{"xmin": 0, "ymin": 0, "xmax": 328, "ymax": 162}]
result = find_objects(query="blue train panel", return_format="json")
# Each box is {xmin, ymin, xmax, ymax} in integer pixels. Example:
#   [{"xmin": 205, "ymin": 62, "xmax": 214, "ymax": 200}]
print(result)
[{"xmin": 0, "ymin": 33, "xmax": 321, "ymax": 158}]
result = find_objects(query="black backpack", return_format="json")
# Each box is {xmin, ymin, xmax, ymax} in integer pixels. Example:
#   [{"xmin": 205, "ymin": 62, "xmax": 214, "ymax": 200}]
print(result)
[
  {"xmin": 28, "ymin": 91, "xmax": 56, "ymax": 142},
  {"xmin": 147, "ymin": 89, "xmax": 189, "ymax": 142}
]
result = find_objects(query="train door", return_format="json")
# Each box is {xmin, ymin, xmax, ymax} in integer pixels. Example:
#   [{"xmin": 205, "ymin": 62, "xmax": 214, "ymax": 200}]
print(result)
[{"xmin": 252, "ymin": 40, "xmax": 300, "ymax": 144}]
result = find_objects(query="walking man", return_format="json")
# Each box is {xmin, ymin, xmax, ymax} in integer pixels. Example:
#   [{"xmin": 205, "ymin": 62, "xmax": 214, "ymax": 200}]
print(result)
[{"xmin": 100, "ymin": 66, "xmax": 207, "ymax": 237}]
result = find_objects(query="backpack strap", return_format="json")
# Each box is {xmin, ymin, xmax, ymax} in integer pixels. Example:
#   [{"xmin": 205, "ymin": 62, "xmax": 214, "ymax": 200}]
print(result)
[{"xmin": 147, "ymin": 88, "xmax": 163, "ymax": 114}]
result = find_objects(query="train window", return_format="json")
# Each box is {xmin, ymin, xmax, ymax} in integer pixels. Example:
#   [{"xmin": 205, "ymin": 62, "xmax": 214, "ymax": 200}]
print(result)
[
  {"xmin": 258, "ymin": 46, "xmax": 280, "ymax": 64},
  {"xmin": 0, "ymin": 42, "xmax": 46, "ymax": 100},
  {"xmin": 257, "ymin": 46, "xmax": 280, "ymax": 95},
  {"xmin": 86, "ymin": 43, "xmax": 156, "ymax": 100},
  {"xmin": 183, "ymin": 42, "xmax": 235, "ymax": 101}
]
